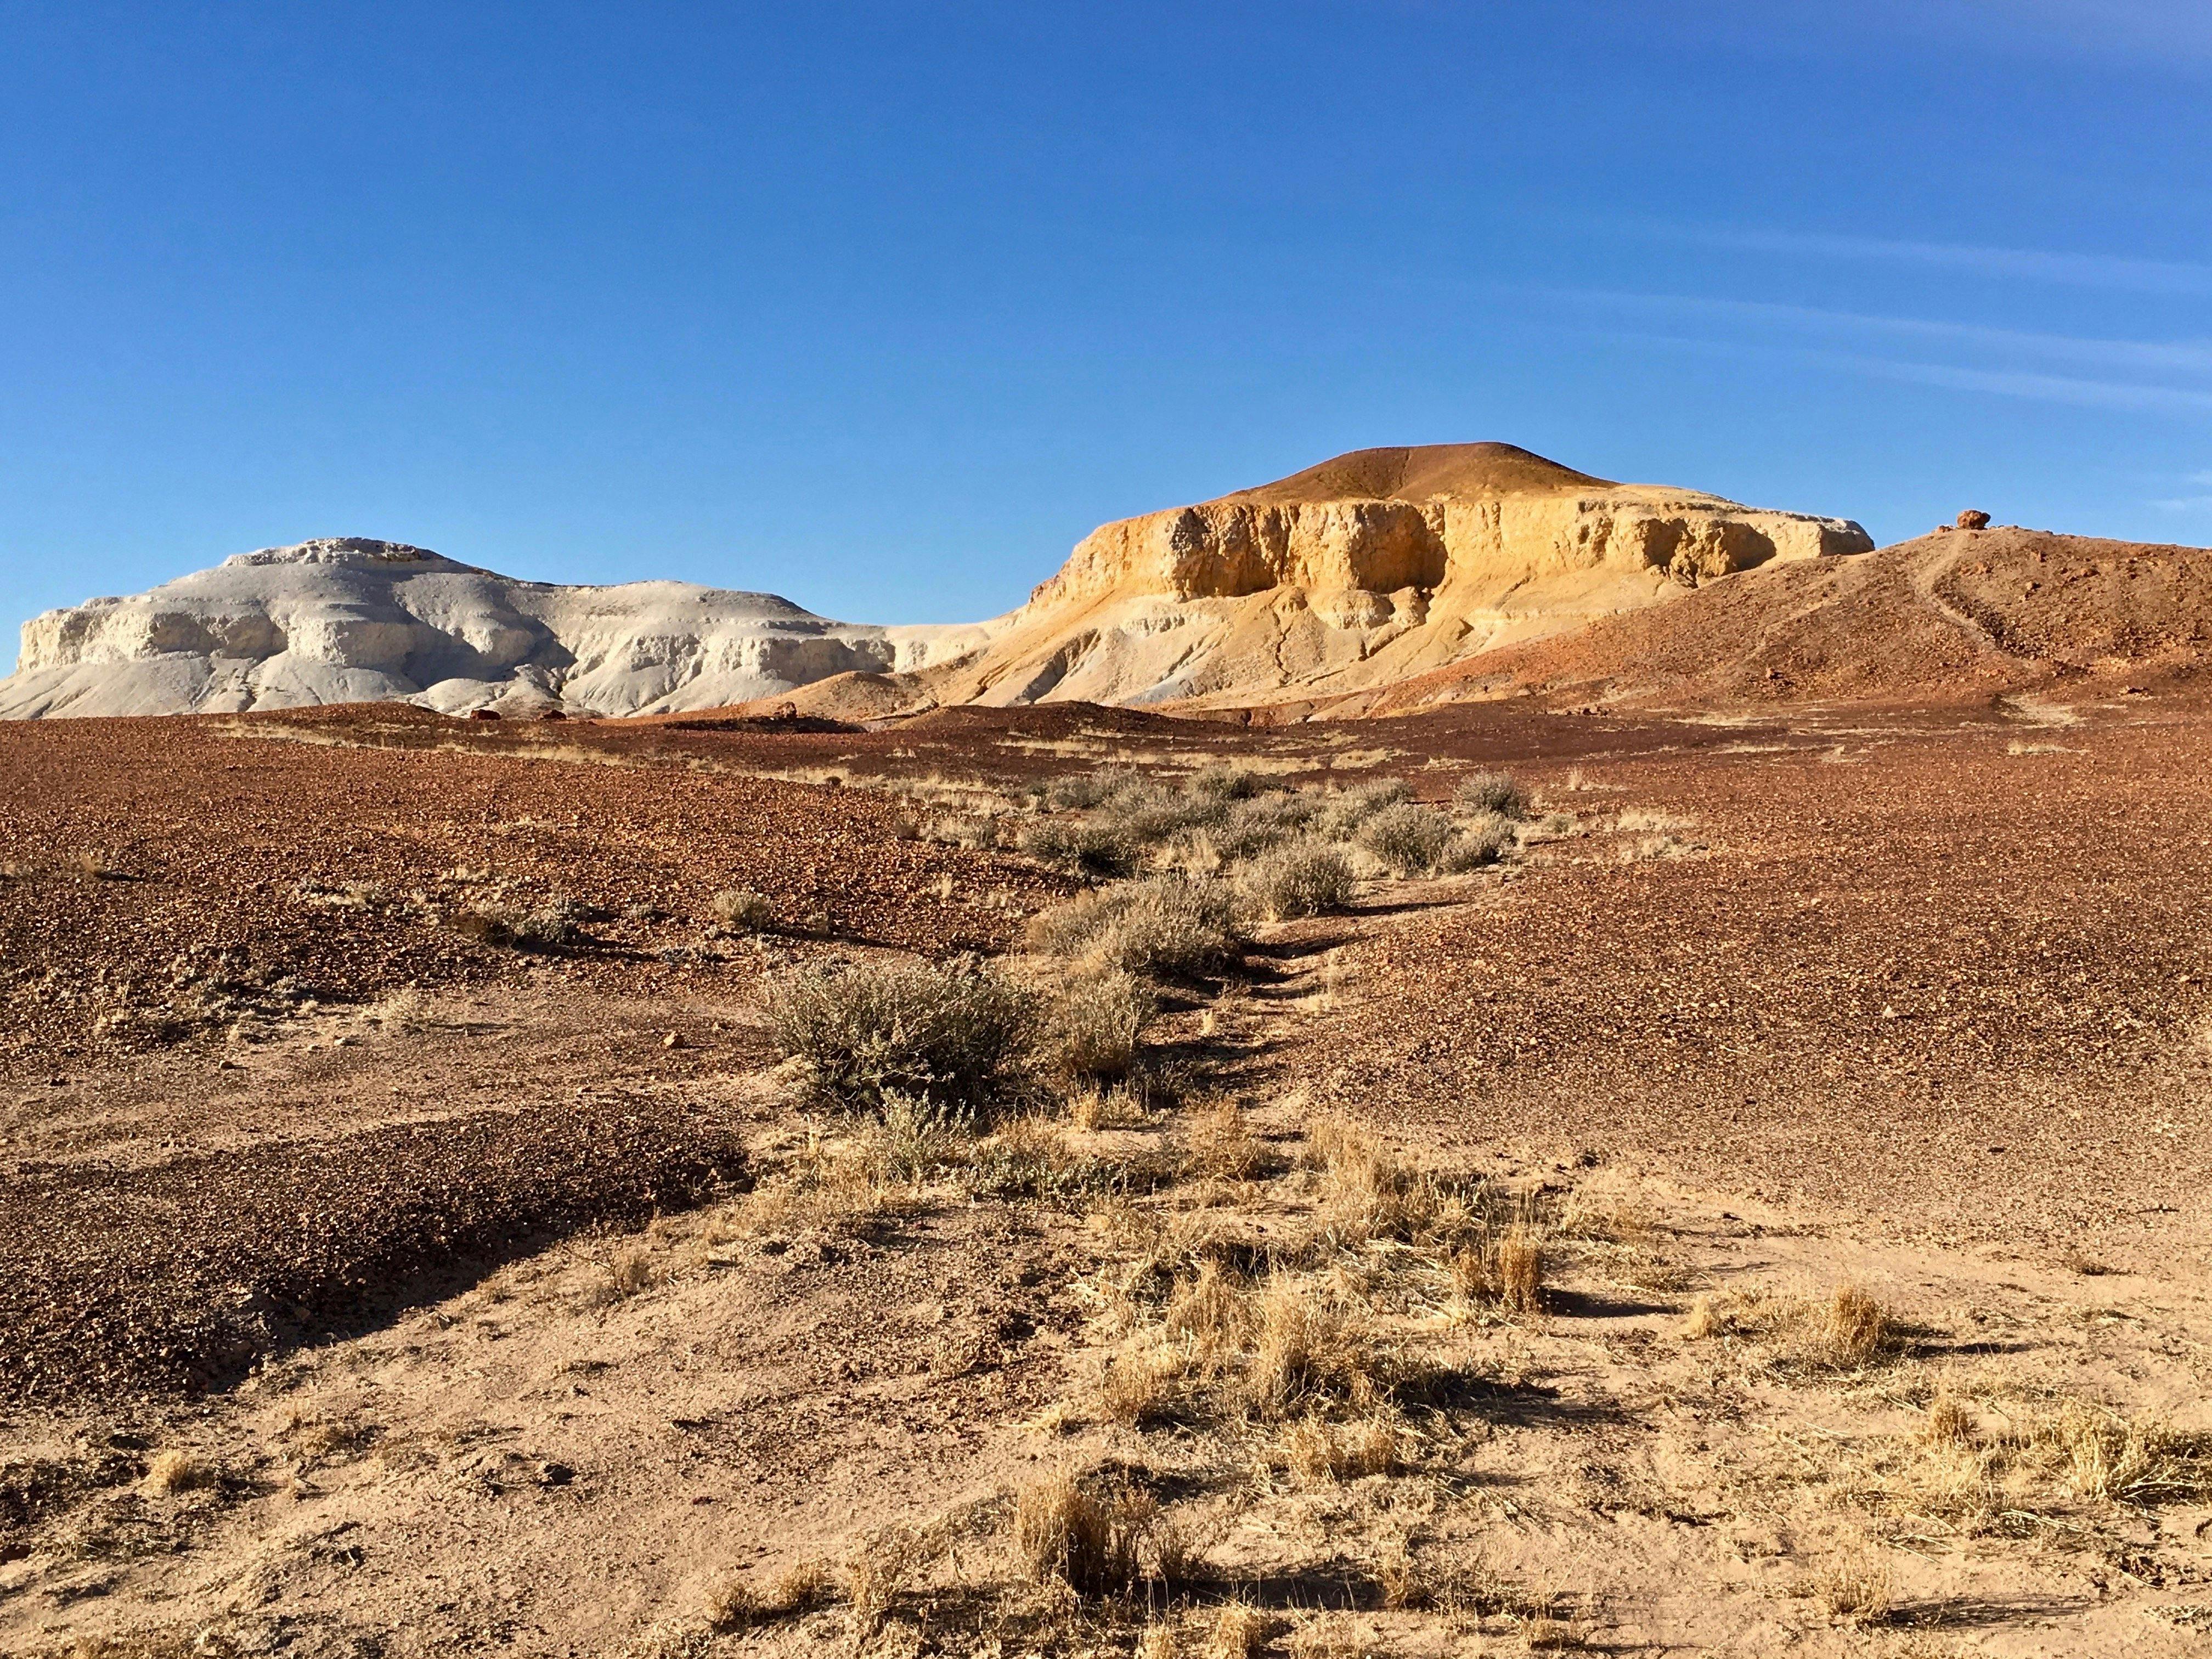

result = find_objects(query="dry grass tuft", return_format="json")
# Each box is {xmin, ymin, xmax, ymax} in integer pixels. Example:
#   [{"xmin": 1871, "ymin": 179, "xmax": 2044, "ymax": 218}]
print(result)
[
  {"xmin": 709, "ymin": 887, "xmax": 775, "ymax": 929},
  {"xmin": 1278, "ymin": 1410, "xmax": 1406, "ymax": 1483},
  {"xmin": 1816, "ymin": 1285, "xmax": 1892, "ymax": 1367},
  {"xmin": 1813, "ymin": 1547, "xmax": 1894, "ymax": 1626},
  {"xmin": 1011, "ymin": 1467, "xmax": 1158, "ymax": 1597},
  {"xmin": 1183, "ymin": 1097, "xmax": 1265, "ymax": 1182},
  {"xmin": 845, "ymin": 1522, "xmax": 936, "ymax": 1636},
  {"xmin": 1204, "ymin": 1602, "xmax": 1274, "ymax": 1659},
  {"xmin": 142, "ymin": 1449, "xmax": 215, "ymax": 1496}
]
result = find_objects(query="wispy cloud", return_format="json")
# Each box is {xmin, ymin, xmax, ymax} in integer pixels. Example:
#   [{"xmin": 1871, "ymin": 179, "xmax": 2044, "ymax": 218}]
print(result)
[
  {"xmin": 1682, "ymin": 228, "xmax": 2212, "ymax": 296},
  {"xmin": 1571, "ymin": 290, "xmax": 2212, "ymax": 376},
  {"xmin": 1600, "ymin": 325, "xmax": 2212, "ymax": 416},
  {"xmin": 1559, "ymin": 286, "xmax": 2212, "ymax": 417},
  {"xmin": 1838, "ymin": 357, "xmax": 2212, "ymax": 414}
]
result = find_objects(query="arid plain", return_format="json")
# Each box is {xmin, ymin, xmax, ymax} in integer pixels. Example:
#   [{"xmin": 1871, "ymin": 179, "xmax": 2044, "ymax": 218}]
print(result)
[{"xmin": 9, "ymin": 593, "xmax": 2212, "ymax": 1658}]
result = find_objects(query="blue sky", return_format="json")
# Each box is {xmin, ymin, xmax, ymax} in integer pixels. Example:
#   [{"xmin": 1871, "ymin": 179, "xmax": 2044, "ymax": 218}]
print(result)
[{"xmin": 3, "ymin": 1, "xmax": 2208, "ymax": 644}]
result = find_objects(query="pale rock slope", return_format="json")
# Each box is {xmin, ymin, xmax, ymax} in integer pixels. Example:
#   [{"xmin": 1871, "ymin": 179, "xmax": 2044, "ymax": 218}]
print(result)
[
  {"xmin": 1, "ymin": 540, "xmax": 996, "ymax": 719},
  {"xmin": 906, "ymin": 443, "xmax": 1873, "ymax": 710}
]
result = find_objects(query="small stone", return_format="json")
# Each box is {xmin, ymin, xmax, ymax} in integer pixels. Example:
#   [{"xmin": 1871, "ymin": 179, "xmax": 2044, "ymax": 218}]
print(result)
[{"xmin": 1955, "ymin": 509, "xmax": 1991, "ymax": 531}]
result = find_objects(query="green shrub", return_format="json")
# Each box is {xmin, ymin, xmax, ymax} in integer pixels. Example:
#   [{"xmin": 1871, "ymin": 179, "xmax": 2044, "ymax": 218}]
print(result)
[
  {"xmin": 1020, "ymin": 818, "xmax": 1139, "ymax": 879},
  {"xmin": 1027, "ymin": 877, "xmax": 1245, "ymax": 980},
  {"xmin": 1439, "ymin": 812, "xmax": 1515, "ymax": 872},
  {"xmin": 448, "ymin": 901, "xmax": 582, "ymax": 949},
  {"xmin": 1319, "ymin": 778, "xmax": 1413, "ymax": 838},
  {"xmin": 769, "ymin": 961, "xmax": 1039, "ymax": 1115},
  {"xmin": 1242, "ymin": 840, "xmax": 1357, "ymax": 921},
  {"xmin": 1045, "ymin": 769, "xmax": 1140, "ymax": 811},
  {"xmin": 1046, "ymin": 968, "xmax": 1156, "ymax": 1081},
  {"xmin": 1188, "ymin": 764, "xmax": 1267, "ymax": 801},
  {"xmin": 1356, "ymin": 803, "xmax": 1455, "ymax": 876},
  {"xmin": 1454, "ymin": 771, "xmax": 1528, "ymax": 818},
  {"xmin": 1211, "ymin": 794, "xmax": 1325, "ymax": 864}
]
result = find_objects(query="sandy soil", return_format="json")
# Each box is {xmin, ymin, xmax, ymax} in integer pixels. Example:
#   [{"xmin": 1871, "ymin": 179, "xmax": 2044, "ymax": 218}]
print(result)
[{"xmin": 6, "ymin": 690, "xmax": 2212, "ymax": 1656}]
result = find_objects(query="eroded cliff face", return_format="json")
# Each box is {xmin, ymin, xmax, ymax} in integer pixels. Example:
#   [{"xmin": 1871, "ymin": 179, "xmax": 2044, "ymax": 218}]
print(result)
[
  {"xmin": 1037, "ymin": 486, "xmax": 1866, "ymax": 609},
  {"xmin": 2, "ymin": 539, "xmax": 994, "ymax": 720},
  {"xmin": 917, "ymin": 444, "xmax": 1874, "ymax": 710}
]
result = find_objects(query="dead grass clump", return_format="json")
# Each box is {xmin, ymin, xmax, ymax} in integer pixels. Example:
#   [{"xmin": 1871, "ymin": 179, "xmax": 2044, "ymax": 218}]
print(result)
[
  {"xmin": 846, "ymin": 1522, "xmax": 937, "ymax": 1636},
  {"xmin": 1182, "ymin": 1097, "xmax": 1266, "ymax": 1182},
  {"xmin": 1011, "ymin": 1467, "xmax": 1158, "ymax": 1597},
  {"xmin": 1240, "ymin": 840, "xmax": 1357, "ymax": 921},
  {"xmin": 723, "ymin": 1132, "xmax": 906, "ymax": 1239},
  {"xmin": 1454, "ymin": 771, "xmax": 1528, "ymax": 818},
  {"xmin": 1279, "ymin": 1410, "xmax": 1406, "ymax": 1483},
  {"xmin": 142, "ymin": 1449, "xmax": 215, "ymax": 1496},
  {"xmin": 1816, "ymin": 1285, "xmax": 1892, "ymax": 1367},
  {"xmin": 769, "ymin": 960, "xmax": 1038, "ymax": 1115},
  {"xmin": 1447, "ymin": 1228, "xmax": 1543, "ymax": 1314},
  {"xmin": 1205, "ymin": 1602, "xmax": 1274, "ymax": 1659},
  {"xmin": 1355, "ymin": 803, "xmax": 1454, "ymax": 876},
  {"xmin": 1813, "ymin": 1548, "xmax": 1894, "ymax": 1626},
  {"xmin": 1243, "ymin": 1275, "xmax": 1373, "ymax": 1420},
  {"xmin": 1028, "ymin": 878, "xmax": 1245, "ymax": 980},
  {"xmin": 1307, "ymin": 1113, "xmax": 1483, "ymax": 1251},
  {"xmin": 709, "ymin": 888, "xmax": 775, "ymax": 929},
  {"xmin": 1045, "ymin": 969, "xmax": 1155, "ymax": 1083}
]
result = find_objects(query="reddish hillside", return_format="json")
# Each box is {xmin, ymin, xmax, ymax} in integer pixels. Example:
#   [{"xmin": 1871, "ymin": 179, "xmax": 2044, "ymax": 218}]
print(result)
[{"xmin": 1351, "ymin": 525, "xmax": 2212, "ymax": 710}]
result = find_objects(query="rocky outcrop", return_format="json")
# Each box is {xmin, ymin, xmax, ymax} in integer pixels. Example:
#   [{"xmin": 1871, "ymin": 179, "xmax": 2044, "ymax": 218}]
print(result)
[
  {"xmin": 2, "ymin": 444, "xmax": 1873, "ymax": 720},
  {"xmin": 1, "ymin": 539, "xmax": 994, "ymax": 719},
  {"xmin": 916, "ymin": 444, "xmax": 1872, "ymax": 710}
]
